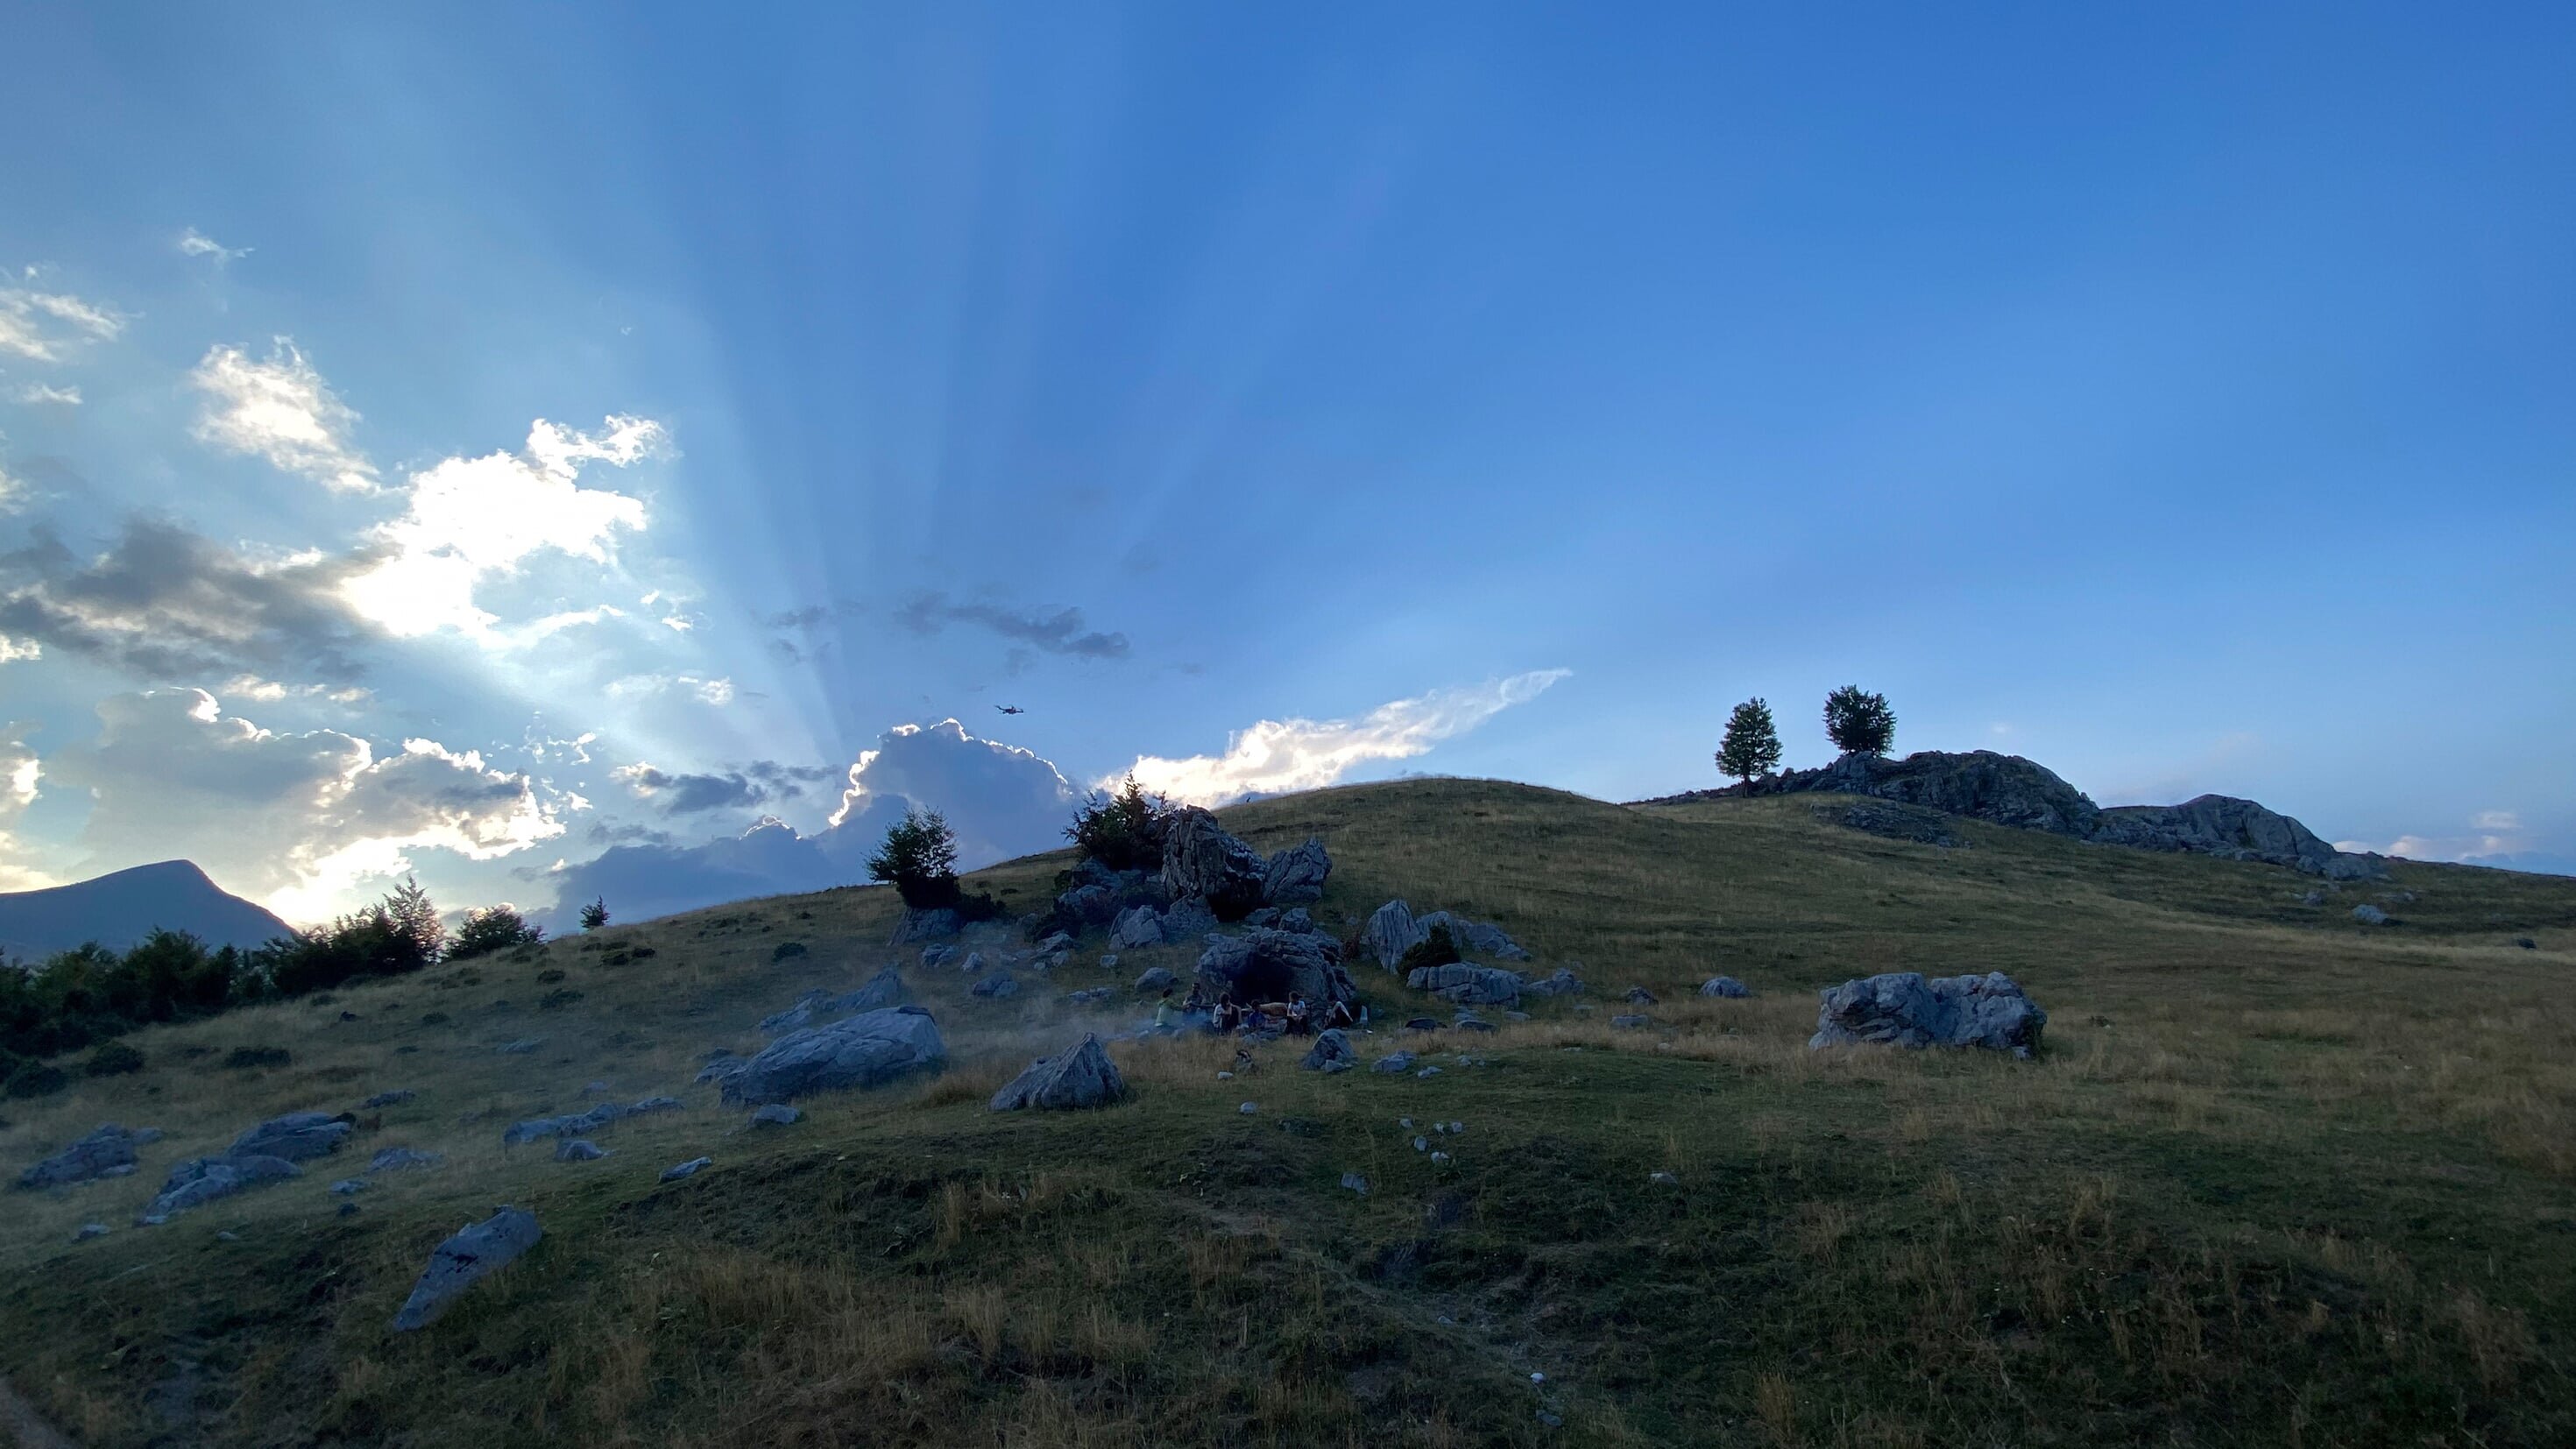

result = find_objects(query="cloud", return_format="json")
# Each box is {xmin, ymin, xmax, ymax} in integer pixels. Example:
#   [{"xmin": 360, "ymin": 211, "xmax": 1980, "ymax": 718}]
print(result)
[
  {"xmin": 177, "ymin": 228, "xmax": 251, "ymax": 263},
  {"xmin": 0, "ymin": 286, "xmax": 125, "ymax": 363},
  {"xmin": 45, "ymin": 688, "xmax": 562, "ymax": 922},
  {"xmin": 0, "ymin": 463, "xmax": 24, "ymax": 512},
  {"xmin": 0, "ymin": 721, "xmax": 51, "ymax": 890},
  {"xmin": 605, "ymin": 672, "xmax": 735, "ymax": 706},
  {"xmin": 610, "ymin": 761, "xmax": 833, "ymax": 816},
  {"xmin": 189, "ymin": 339, "xmax": 379, "ymax": 492},
  {"xmin": 0, "ymin": 517, "xmax": 384, "ymax": 683},
  {"xmin": 537, "ymin": 816, "xmax": 846, "ymax": 930},
  {"xmin": 894, "ymin": 591, "xmax": 1131, "ymax": 660},
  {"xmin": 823, "ymin": 717, "xmax": 1081, "ymax": 870},
  {"xmin": 2339, "ymin": 809, "xmax": 2575, "ymax": 879},
  {"xmin": 13, "ymin": 384, "xmax": 80, "ymax": 406},
  {"xmin": 1120, "ymin": 669, "xmax": 1571, "ymax": 805},
  {"xmin": 2474, "ymin": 809, "xmax": 2522, "ymax": 831},
  {"xmin": 0, "ymin": 634, "xmax": 38, "ymax": 663},
  {"xmin": 340, "ymin": 415, "xmax": 662, "ymax": 641}
]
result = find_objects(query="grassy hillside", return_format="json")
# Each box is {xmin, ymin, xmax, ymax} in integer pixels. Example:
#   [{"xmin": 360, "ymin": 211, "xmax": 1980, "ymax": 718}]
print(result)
[{"xmin": 3, "ymin": 779, "xmax": 2572, "ymax": 1447}]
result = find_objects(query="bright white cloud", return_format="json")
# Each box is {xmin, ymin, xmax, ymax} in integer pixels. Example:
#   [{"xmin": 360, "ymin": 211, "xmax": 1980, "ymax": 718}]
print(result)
[
  {"xmin": 0, "ymin": 463, "xmax": 24, "ymax": 512},
  {"xmin": 46, "ymin": 688, "xmax": 563, "ymax": 922},
  {"xmin": 0, "ymin": 635, "xmax": 39, "ymax": 663},
  {"xmin": 340, "ymin": 416, "xmax": 662, "ymax": 642},
  {"xmin": 13, "ymin": 383, "xmax": 80, "ymax": 406},
  {"xmin": 0, "ymin": 286, "xmax": 126, "ymax": 362},
  {"xmin": 177, "ymin": 228, "xmax": 251, "ymax": 263},
  {"xmin": 2475, "ymin": 809, "xmax": 2521, "ymax": 831},
  {"xmin": 604, "ymin": 672, "xmax": 734, "ymax": 706},
  {"xmin": 824, "ymin": 717, "xmax": 1079, "ymax": 869},
  {"xmin": 189, "ymin": 338, "xmax": 379, "ymax": 492},
  {"xmin": 1119, "ymin": 669, "xmax": 1570, "ymax": 805},
  {"xmin": 0, "ymin": 721, "xmax": 49, "ymax": 890}
]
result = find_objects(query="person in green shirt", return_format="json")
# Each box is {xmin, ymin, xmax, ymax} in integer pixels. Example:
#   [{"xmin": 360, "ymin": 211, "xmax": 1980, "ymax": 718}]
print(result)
[{"xmin": 1152, "ymin": 987, "xmax": 1181, "ymax": 1033}]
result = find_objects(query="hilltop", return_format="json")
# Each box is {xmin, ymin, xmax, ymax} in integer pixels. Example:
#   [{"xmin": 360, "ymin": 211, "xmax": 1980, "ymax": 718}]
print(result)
[
  {"xmin": 1, "ymin": 779, "xmax": 2572, "ymax": 1447},
  {"xmin": 0, "ymin": 862, "xmax": 292, "ymax": 963}
]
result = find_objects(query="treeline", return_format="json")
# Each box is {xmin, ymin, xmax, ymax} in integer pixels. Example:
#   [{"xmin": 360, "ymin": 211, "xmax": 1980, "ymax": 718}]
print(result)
[{"xmin": 1, "ymin": 880, "xmax": 565, "ymax": 1099}]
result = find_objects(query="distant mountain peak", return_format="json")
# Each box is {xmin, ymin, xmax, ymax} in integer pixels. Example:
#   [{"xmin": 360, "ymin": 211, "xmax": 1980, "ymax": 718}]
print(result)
[{"xmin": 0, "ymin": 859, "xmax": 293, "ymax": 961}]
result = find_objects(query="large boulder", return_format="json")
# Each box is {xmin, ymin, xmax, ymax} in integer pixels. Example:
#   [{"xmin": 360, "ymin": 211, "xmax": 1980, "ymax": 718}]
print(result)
[
  {"xmin": 18, "ymin": 1123, "xmax": 154, "ymax": 1190},
  {"xmin": 835, "ymin": 965, "xmax": 906, "ymax": 1014},
  {"xmin": 1195, "ymin": 929, "xmax": 1357, "ymax": 1008},
  {"xmin": 1808, "ymin": 972, "xmax": 2047, "ymax": 1059},
  {"xmin": 1108, "ymin": 904, "xmax": 1165, "ymax": 950},
  {"xmin": 1262, "ymin": 838, "xmax": 1332, "ymax": 907},
  {"xmin": 1362, "ymin": 900, "xmax": 1420, "ymax": 970},
  {"xmin": 140, "ymin": 1153, "xmax": 301, "ymax": 1220},
  {"xmin": 1160, "ymin": 896, "xmax": 1220, "ymax": 941},
  {"xmin": 1051, "ymin": 883, "xmax": 1120, "ymax": 933},
  {"xmin": 1519, "ymin": 967, "xmax": 1584, "ymax": 997},
  {"xmin": 1159, "ymin": 808, "xmax": 1269, "ymax": 921},
  {"xmin": 392, "ymin": 1207, "xmax": 543, "ymax": 1331},
  {"xmin": 1299, "ymin": 1028, "xmax": 1357, "ymax": 1072},
  {"xmin": 1134, "ymin": 965, "xmax": 1179, "ymax": 994},
  {"xmin": 1699, "ymin": 976, "xmax": 1752, "ymax": 999},
  {"xmin": 720, "ymin": 1007, "xmax": 947, "ymax": 1106},
  {"xmin": 888, "ymin": 907, "xmax": 961, "ymax": 945},
  {"xmin": 1418, "ymin": 911, "xmax": 1531, "ymax": 962},
  {"xmin": 230, "ymin": 1111, "xmax": 353, "ymax": 1163},
  {"xmin": 1405, "ymin": 963, "xmax": 1525, "ymax": 1006},
  {"xmin": 989, "ymin": 1035, "xmax": 1128, "ymax": 1112}
]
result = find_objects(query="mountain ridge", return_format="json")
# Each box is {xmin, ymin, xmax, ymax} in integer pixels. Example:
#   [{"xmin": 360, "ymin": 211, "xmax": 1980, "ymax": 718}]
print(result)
[{"xmin": 0, "ymin": 861, "xmax": 293, "ymax": 962}]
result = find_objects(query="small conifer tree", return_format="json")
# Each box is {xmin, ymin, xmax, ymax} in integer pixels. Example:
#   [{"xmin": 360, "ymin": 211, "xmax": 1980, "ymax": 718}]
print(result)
[
  {"xmin": 579, "ymin": 897, "xmax": 610, "ymax": 932},
  {"xmin": 1716, "ymin": 697, "xmax": 1784, "ymax": 787}
]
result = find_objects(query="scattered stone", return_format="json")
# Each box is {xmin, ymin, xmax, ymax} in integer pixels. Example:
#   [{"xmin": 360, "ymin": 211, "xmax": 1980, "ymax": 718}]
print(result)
[
  {"xmin": 970, "ymin": 973, "xmax": 1020, "ymax": 999},
  {"xmin": 1413, "ymin": 1135, "xmax": 1428, "ymax": 1151},
  {"xmin": 1699, "ymin": 976, "xmax": 1751, "ymax": 999},
  {"xmin": 1417, "ymin": 1066, "xmax": 1441, "ymax": 1078},
  {"xmin": 1100, "ymin": 953, "xmax": 1121, "ymax": 970},
  {"xmin": 1651, "ymin": 1170, "xmax": 1679, "ymax": 1185},
  {"xmin": 1299, "ymin": 1028, "xmax": 1357, "ymax": 1072},
  {"xmin": 230, "ymin": 1111, "xmax": 354, "ymax": 1163},
  {"xmin": 372, "ymin": 1147, "xmax": 443, "ymax": 1172},
  {"xmin": 391, "ymin": 1207, "xmax": 543, "ymax": 1331},
  {"xmin": 1538, "ymin": 1410, "xmax": 1564, "ymax": 1429},
  {"xmin": 991, "ymin": 1035, "xmax": 1129, "ymax": 1112},
  {"xmin": 1623, "ymin": 986, "xmax": 1659, "ymax": 1005},
  {"xmin": 1809, "ymin": 971, "xmax": 2047, "ymax": 1058},
  {"xmin": 1610, "ymin": 1014, "xmax": 1652, "ymax": 1030},
  {"xmin": 1238, "ymin": 1101, "xmax": 1259, "ymax": 1114},
  {"xmin": 2353, "ymin": 904, "xmax": 2390, "ymax": 926},
  {"xmin": 2301, "ymin": 890, "xmax": 2327, "ymax": 907},
  {"xmin": 18, "ymin": 1122, "xmax": 152, "ymax": 1190},
  {"xmin": 1363, "ymin": 899, "xmax": 1422, "ymax": 970},
  {"xmin": 721, "ymin": 1007, "xmax": 947, "ymax": 1106},
  {"xmin": 1505, "ymin": 1010, "xmax": 1532, "ymax": 1021},
  {"xmin": 140, "ymin": 1153, "xmax": 301, "ymax": 1220},
  {"xmin": 889, "ymin": 907, "xmax": 961, "ymax": 945},
  {"xmin": 1133, "ymin": 965, "xmax": 1179, "ymax": 994},
  {"xmin": 1065, "ymin": 986, "xmax": 1118, "ymax": 1008},
  {"xmin": 1453, "ymin": 1014, "xmax": 1497, "ymax": 1032},
  {"xmin": 1161, "ymin": 807, "xmax": 1270, "ymax": 919},
  {"xmin": 360, "ymin": 1090, "xmax": 416, "ymax": 1110},
  {"xmin": 1372, "ymin": 1051, "xmax": 1417, "ymax": 1074},
  {"xmin": 628, "ymin": 1096, "xmax": 683, "ymax": 1116},
  {"xmin": 73, "ymin": 1222, "xmax": 109, "ymax": 1241},
  {"xmin": 1415, "ymin": 910, "xmax": 1532, "ymax": 962},
  {"xmin": 1216, "ymin": 1071, "xmax": 1234, "ymax": 1080},
  {"xmin": 1431, "ymin": 1150, "xmax": 1451, "ymax": 1164},
  {"xmin": 834, "ymin": 965, "xmax": 907, "ymax": 1014},
  {"xmin": 1262, "ymin": 836, "xmax": 1333, "ymax": 907},
  {"xmin": 496, "ymin": 1038, "xmax": 543, "ymax": 1055},
  {"xmin": 1404, "ymin": 1017, "xmax": 1442, "ymax": 1032},
  {"xmin": 556, "ymin": 1139, "xmax": 609, "ymax": 1162},
  {"xmin": 2517, "ymin": 937, "xmax": 2538, "ymax": 950},
  {"xmin": 338, "ymin": 1201, "xmax": 359, "ymax": 1218},
  {"xmin": 1245, "ymin": 907, "xmax": 1281, "ymax": 929},
  {"xmin": 1519, "ymin": 966, "xmax": 1584, "ymax": 997},
  {"xmin": 1827, "ymin": 799, "xmax": 1966, "ymax": 846},
  {"xmin": 1406, "ymin": 962, "xmax": 1525, "ymax": 1005},
  {"xmin": 962, "ymin": 951, "xmax": 988, "ymax": 976},
  {"xmin": 750, "ymin": 1104, "xmax": 802, "ymax": 1127},
  {"xmin": 919, "ymin": 944, "xmax": 960, "ymax": 969},
  {"xmin": 1341, "ymin": 1172, "xmax": 1369, "ymax": 1196},
  {"xmin": 331, "ymin": 1178, "xmax": 367, "ymax": 1195},
  {"xmin": 661, "ymin": 1156, "xmax": 712, "ymax": 1182},
  {"xmin": 695, "ymin": 1057, "xmax": 749, "ymax": 1088},
  {"xmin": 1107, "ymin": 904, "xmax": 1164, "ymax": 950}
]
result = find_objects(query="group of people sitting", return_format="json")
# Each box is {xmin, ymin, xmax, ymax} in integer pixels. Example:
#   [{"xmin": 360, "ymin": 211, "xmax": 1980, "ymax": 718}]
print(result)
[{"xmin": 1150, "ymin": 985, "xmax": 1354, "ymax": 1037}]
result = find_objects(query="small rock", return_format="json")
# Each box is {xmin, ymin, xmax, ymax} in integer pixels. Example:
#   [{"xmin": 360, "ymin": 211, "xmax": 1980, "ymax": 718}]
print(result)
[
  {"xmin": 1404, "ymin": 1017, "xmax": 1442, "ymax": 1032},
  {"xmin": 1216, "ymin": 1070, "xmax": 1234, "ymax": 1081},
  {"xmin": 391, "ymin": 1207, "xmax": 543, "ymax": 1331},
  {"xmin": 1341, "ymin": 1172, "xmax": 1369, "ymax": 1196},
  {"xmin": 1134, "ymin": 965, "xmax": 1179, "ymax": 994},
  {"xmin": 1417, "ymin": 1066, "xmax": 1440, "ymax": 1078},
  {"xmin": 970, "ymin": 973, "xmax": 1019, "ymax": 999},
  {"xmin": 1413, "ymin": 1136, "xmax": 1428, "ymax": 1152},
  {"xmin": 1065, "ymin": 986, "xmax": 1118, "ymax": 1008},
  {"xmin": 371, "ymin": 1147, "xmax": 443, "ymax": 1172},
  {"xmin": 627, "ymin": 1096, "xmax": 683, "ymax": 1116},
  {"xmin": 360, "ymin": 1090, "xmax": 416, "ymax": 1109},
  {"xmin": 1299, "ymin": 1028, "xmax": 1358, "ymax": 1071},
  {"xmin": 330, "ymin": 1178, "xmax": 367, "ymax": 1195},
  {"xmin": 1650, "ymin": 1170, "xmax": 1679, "ymax": 1185},
  {"xmin": 555, "ymin": 1139, "xmax": 609, "ymax": 1162},
  {"xmin": 990, "ymin": 1036, "xmax": 1128, "ymax": 1112},
  {"xmin": 1371, "ymin": 1051, "xmax": 1418, "ymax": 1074},
  {"xmin": 73, "ymin": 1222, "xmax": 109, "ymax": 1242},
  {"xmin": 1611, "ymin": 1014, "xmax": 1652, "ymax": 1030},
  {"xmin": 1430, "ymin": 1150, "xmax": 1451, "ymax": 1164},
  {"xmin": 2353, "ymin": 904, "xmax": 2390, "ymax": 926},
  {"xmin": 1538, "ymin": 1410, "xmax": 1564, "ymax": 1428},
  {"xmin": 1698, "ymin": 976, "xmax": 1751, "ymax": 999},
  {"xmin": 661, "ymin": 1156, "xmax": 713, "ymax": 1182},
  {"xmin": 1623, "ymin": 986, "xmax": 1658, "ymax": 1005},
  {"xmin": 338, "ymin": 1201, "xmax": 359, "ymax": 1218},
  {"xmin": 2516, "ymin": 937, "xmax": 2538, "ymax": 950},
  {"xmin": 1447, "ymin": 1121, "xmax": 1464, "ymax": 1134},
  {"xmin": 1452, "ymin": 1014, "xmax": 1496, "ymax": 1032},
  {"xmin": 1399, "ymin": 1118, "xmax": 1415, "ymax": 1128},
  {"xmin": 750, "ymin": 1104, "xmax": 802, "ymax": 1127},
  {"xmin": 1238, "ymin": 1102, "xmax": 1258, "ymax": 1115},
  {"xmin": 230, "ymin": 1111, "xmax": 355, "ymax": 1163}
]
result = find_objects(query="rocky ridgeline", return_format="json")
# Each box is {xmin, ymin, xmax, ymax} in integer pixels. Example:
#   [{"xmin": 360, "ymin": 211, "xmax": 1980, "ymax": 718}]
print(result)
[{"xmin": 1681, "ymin": 749, "xmax": 2387, "ymax": 879}]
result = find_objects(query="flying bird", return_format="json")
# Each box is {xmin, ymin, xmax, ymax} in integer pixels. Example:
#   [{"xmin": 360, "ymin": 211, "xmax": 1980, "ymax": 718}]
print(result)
[{"xmin": 996, "ymin": 704, "xmax": 1025, "ymax": 715}]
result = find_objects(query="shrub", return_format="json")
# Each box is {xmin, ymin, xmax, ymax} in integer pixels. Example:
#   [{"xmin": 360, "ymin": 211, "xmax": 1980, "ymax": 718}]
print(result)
[
  {"xmin": 448, "ymin": 905, "xmax": 543, "ymax": 960},
  {"xmin": 771, "ymin": 942, "xmax": 808, "ymax": 962},
  {"xmin": 223, "ymin": 1046, "xmax": 291, "ymax": 1071},
  {"xmin": 84, "ymin": 1040, "xmax": 145, "ymax": 1078},
  {"xmin": 579, "ymin": 897, "xmax": 610, "ymax": 932},
  {"xmin": 868, "ymin": 809, "xmax": 964, "ymax": 909},
  {"xmin": 256, "ymin": 879, "xmax": 446, "ymax": 997},
  {"xmin": 1065, "ymin": 775, "xmax": 1174, "ymax": 872},
  {"xmin": 1397, "ymin": 923, "xmax": 1461, "ymax": 975},
  {"xmin": 1823, "ymin": 686, "xmax": 1897, "ymax": 756},
  {"xmin": 4, "ymin": 1062, "xmax": 67, "ymax": 1099},
  {"xmin": 538, "ymin": 988, "xmax": 584, "ymax": 1011}
]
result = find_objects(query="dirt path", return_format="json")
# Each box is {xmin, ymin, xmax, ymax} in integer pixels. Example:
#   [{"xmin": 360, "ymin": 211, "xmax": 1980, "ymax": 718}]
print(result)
[{"xmin": 0, "ymin": 1374, "xmax": 75, "ymax": 1449}]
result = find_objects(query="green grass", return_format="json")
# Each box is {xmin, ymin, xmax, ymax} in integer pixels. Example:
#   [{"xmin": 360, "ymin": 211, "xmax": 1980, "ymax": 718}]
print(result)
[{"xmin": 2, "ymin": 780, "xmax": 2572, "ymax": 1446}]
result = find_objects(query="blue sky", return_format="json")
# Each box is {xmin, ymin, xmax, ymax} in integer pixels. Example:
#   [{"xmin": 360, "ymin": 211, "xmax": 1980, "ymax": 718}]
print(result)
[{"xmin": 2, "ymin": 3, "xmax": 2571, "ymax": 923}]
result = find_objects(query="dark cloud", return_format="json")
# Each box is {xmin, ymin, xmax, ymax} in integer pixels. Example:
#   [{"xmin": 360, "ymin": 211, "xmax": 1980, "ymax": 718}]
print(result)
[
  {"xmin": 584, "ymin": 821, "xmax": 675, "ymax": 847},
  {"xmin": 540, "ymin": 817, "xmax": 848, "ymax": 931},
  {"xmin": 0, "ymin": 516, "xmax": 383, "ymax": 683},
  {"xmin": 893, "ymin": 591, "xmax": 1130, "ymax": 661},
  {"xmin": 615, "ymin": 760, "xmax": 839, "ymax": 816}
]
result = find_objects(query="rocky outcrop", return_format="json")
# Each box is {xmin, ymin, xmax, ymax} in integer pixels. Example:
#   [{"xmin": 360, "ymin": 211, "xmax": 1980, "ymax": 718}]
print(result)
[
  {"xmin": 1195, "ymin": 929, "xmax": 1357, "ymax": 1007},
  {"xmin": 140, "ymin": 1153, "xmax": 301, "ymax": 1221},
  {"xmin": 1299, "ymin": 1028, "xmax": 1357, "ymax": 1072},
  {"xmin": 1362, "ymin": 900, "xmax": 1531, "ymax": 968},
  {"xmin": 990, "ymin": 1035, "xmax": 1128, "ymax": 1111},
  {"xmin": 1809, "ymin": 971, "xmax": 2046, "ymax": 1059},
  {"xmin": 2092, "ymin": 795, "xmax": 2343, "ymax": 873},
  {"xmin": 1519, "ymin": 966, "xmax": 1584, "ymax": 997},
  {"xmin": 1263, "ymin": 838, "xmax": 1332, "ymax": 907},
  {"xmin": 1405, "ymin": 963, "xmax": 1525, "ymax": 1006},
  {"xmin": 392, "ymin": 1207, "xmax": 542, "ymax": 1331},
  {"xmin": 1700, "ymin": 976, "xmax": 1752, "ymax": 999},
  {"xmin": 1160, "ymin": 896, "xmax": 1220, "ymax": 941},
  {"xmin": 18, "ymin": 1123, "xmax": 158, "ymax": 1190},
  {"xmin": 230, "ymin": 1111, "xmax": 353, "ymax": 1163},
  {"xmin": 719, "ymin": 1007, "xmax": 946, "ymax": 1105},
  {"xmin": 1109, "ymin": 904, "xmax": 1164, "ymax": 950},
  {"xmin": 1160, "ymin": 808, "xmax": 1269, "ymax": 921},
  {"xmin": 888, "ymin": 907, "xmax": 960, "ymax": 945}
]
